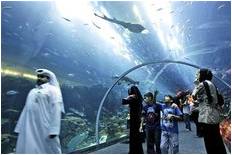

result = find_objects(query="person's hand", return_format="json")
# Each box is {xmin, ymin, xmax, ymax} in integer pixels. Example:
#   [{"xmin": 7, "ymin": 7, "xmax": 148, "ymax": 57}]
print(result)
[
  {"xmin": 139, "ymin": 126, "xmax": 143, "ymax": 132},
  {"xmin": 49, "ymin": 135, "xmax": 57, "ymax": 139},
  {"xmin": 126, "ymin": 94, "xmax": 135, "ymax": 99},
  {"xmin": 129, "ymin": 94, "xmax": 136, "ymax": 98},
  {"xmin": 167, "ymin": 114, "xmax": 175, "ymax": 120},
  {"xmin": 169, "ymin": 116, "xmax": 175, "ymax": 121},
  {"xmin": 171, "ymin": 103, "xmax": 178, "ymax": 108}
]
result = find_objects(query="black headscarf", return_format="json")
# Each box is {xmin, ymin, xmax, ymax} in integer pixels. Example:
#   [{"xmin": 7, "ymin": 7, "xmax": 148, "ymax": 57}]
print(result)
[
  {"xmin": 198, "ymin": 68, "xmax": 213, "ymax": 82},
  {"xmin": 128, "ymin": 86, "xmax": 143, "ymax": 103}
]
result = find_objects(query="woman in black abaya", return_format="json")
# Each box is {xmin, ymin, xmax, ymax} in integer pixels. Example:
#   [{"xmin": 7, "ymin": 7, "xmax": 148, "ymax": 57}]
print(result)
[{"xmin": 122, "ymin": 86, "xmax": 144, "ymax": 154}]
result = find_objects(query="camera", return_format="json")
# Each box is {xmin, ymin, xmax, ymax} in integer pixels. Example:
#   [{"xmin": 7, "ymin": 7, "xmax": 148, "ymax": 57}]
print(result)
[{"xmin": 122, "ymin": 98, "xmax": 129, "ymax": 105}]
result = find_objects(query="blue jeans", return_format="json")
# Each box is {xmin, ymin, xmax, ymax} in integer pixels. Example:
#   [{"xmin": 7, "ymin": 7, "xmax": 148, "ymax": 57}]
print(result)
[
  {"xmin": 183, "ymin": 114, "xmax": 191, "ymax": 130},
  {"xmin": 160, "ymin": 131, "xmax": 179, "ymax": 154}
]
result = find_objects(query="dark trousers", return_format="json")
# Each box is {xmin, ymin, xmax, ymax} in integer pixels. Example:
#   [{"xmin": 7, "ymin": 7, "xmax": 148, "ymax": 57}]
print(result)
[
  {"xmin": 129, "ymin": 124, "xmax": 144, "ymax": 154},
  {"xmin": 146, "ymin": 127, "xmax": 161, "ymax": 154},
  {"xmin": 191, "ymin": 111, "xmax": 203, "ymax": 137},
  {"xmin": 202, "ymin": 123, "xmax": 227, "ymax": 154},
  {"xmin": 183, "ymin": 114, "xmax": 191, "ymax": 130}
]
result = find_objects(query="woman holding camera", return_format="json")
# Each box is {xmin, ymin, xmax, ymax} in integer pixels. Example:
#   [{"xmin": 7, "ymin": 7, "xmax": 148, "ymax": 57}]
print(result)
[{"xmin": 122, "ymin": 86, "xmax": 144, "ymax": 154}]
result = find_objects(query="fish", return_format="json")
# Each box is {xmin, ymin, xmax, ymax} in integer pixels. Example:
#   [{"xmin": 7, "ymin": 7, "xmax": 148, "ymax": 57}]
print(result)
[
  {"xmin": 86, "ymin": 70, "xmax": 91, "ymax": 74},
  {"xmin": 92, "ymin": 22, "xmax": 101, "ymax": 29},
  {"xmin": 62, "ymin": 17, "xmax": 71, "ymax": 22},
  {"xmin": 99, "ymin": 135, "xmax": 108, "ymax": 144},
  {"xmin": 157, "ymin": 8, "xmax": 163, "ymax": 11},
  {"xmin": 18, "ymin": 25, "xmax": 23, "ymax": 29},
  {"xmin": 6, "ymin": 90, "xmax": 19, "ymax": 95},
  {"xmin": 42, "ymin": 53, "xmax": 50, "ymax": 57},
  {"xmin": 217, "ymin": 4, "xmax": 225, "ymax": 10},
  {"xmin": 25, "ymin": 22, "xmax": 30, "ymax": 27},
  {"xmin": 112, "ymin": 75, "xmax": 139, "ymax": 85},
  {"xmin": 225, "ymin": 69, "xmax": 231, "ymax": 74},
  {"xmin": 13, "ymin": 32, "xmax": 20, "ymax": 37},
  {"xmin": 69, "ymin": 108, "xmax": 86, "ymax": 117},
  {"xmin": 186, "ymin": 19, "xmax": 191, "ymax": 23},
  {"xmin": 5, "ymin": 109, "xmax": 19, "ymax": 113},
  {"xmin": 94, "ymin": 13, "xmax": 146, "ymax": 33},
  {"xmin": 221, "ymin": 73, "xmax": 227, "ymax": 79},
  {"xmin": 183, "ymin": 57, "xmax": 191, "ymax": 60},
  {"xmin": 68, "ymin": 73, "xmax": 75, "ymax": 77}
]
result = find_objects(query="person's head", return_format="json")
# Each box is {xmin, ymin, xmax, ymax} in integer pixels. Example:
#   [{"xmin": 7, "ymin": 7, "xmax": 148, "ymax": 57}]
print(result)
[
  {"xmin": 35, "ymin": 68, "xmax": 65, "ymax": 113},
  {"xmin": 176, "ymin": 90, "xmax": 190, "ymax": 102},
  {"xmin": 36, "ymin": 71, "xmax": 50, "ymax": 86},
  {"xmin": 144, "ymin": 92, "xmax": 153, "ymax": 104},
  {"xmin": 195, "ymin": 68, "xmax": 213, "ymax": 83},
  {"xmin": 128, "ymin": 85, "xmax": 143, "ymax": 102},
  {"xmin": 164, "ymin": 95, "xmax": 173, "ymax": 105}
]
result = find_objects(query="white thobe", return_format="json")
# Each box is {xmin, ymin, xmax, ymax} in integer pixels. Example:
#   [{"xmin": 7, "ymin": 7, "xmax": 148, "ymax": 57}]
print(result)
[{"xmin": 14, "ymin": 83, "xmax": 62, "ymax": 154}]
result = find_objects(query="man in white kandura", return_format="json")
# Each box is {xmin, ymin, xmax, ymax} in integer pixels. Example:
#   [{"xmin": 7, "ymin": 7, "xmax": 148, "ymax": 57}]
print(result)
[{"xmin": 14, "ymin": 69, "xmax": 65, "ymax": 154}]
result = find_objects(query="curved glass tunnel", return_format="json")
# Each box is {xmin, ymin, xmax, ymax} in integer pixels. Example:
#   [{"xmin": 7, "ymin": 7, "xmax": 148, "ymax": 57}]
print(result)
[{"xmin": 1, "ymin": 1, "xmax": 231, "ymax": 154}]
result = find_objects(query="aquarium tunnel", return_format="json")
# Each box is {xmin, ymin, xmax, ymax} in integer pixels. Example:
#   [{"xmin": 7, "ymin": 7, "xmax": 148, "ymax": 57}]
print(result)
[{"xmin": 1, "ymin": 1, "xmax": 231, "ymax": 154}]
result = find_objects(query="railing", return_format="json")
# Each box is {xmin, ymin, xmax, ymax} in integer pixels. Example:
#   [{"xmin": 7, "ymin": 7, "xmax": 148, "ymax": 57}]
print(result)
[{"xmin": 70, "ymin": 135, "xmax": 128, "ymax": 154}]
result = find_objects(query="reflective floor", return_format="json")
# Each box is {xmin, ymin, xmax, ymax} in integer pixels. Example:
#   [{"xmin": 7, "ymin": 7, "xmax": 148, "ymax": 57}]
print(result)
[{"xmin": 91, "ymin": 122, "xmax": 228, "ymax": 154}]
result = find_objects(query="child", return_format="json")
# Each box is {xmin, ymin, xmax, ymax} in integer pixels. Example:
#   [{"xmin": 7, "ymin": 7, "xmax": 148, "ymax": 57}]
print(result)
[{"xmin": 160, "ymin": 95, "xmax": 182, "ymax": 154}]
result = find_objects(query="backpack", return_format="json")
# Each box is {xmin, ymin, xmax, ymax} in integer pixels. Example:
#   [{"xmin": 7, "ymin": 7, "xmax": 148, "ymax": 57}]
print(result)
[{"xmin": 203, "ymin": 81, "xmax": 224, "ymax": 106}]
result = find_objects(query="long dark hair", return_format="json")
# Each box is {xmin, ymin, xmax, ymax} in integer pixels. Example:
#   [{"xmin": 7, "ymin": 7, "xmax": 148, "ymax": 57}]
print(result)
[
  {"xmin": 128, "ymin": 86, "xmax": 143, "ymax": 103},
  {"xmin": 199, "ymin": 68, "xmax": 213, "ymax": 82}
]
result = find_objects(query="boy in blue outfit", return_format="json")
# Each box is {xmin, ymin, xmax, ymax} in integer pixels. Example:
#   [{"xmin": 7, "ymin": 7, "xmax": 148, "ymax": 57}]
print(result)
[
  {"xmin": 160, "ymin": 95, "xmax": 182, "ymax": 154},
  {"xmin": 141, "ymin": 92, "xmax": 161, "ymax": 153}
]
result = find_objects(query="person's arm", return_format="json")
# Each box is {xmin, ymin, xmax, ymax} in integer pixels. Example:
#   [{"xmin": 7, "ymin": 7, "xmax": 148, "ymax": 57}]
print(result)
[
  {"xmin": 192, "ymin": 83, "xmax": 204, "ymax": 100},
  {"xmin": 49, "ymin": 88, "xmax": 62, "ymax": 138},
  {"xmin": 139, "ymin": 107, "xmax": 146, "ymax": 132},
  {"xmin": 170, "ymin": 115, "xmax": 182, "ymax": 121},
  {"xmin": 154, "ymin": 90, "xmax": 159, "ymax": 103},
  {"xmin": 139, "ymin": 117, "xmax": 144, "ymax": 132},
  {"xmin": 168, "ymin": 107, "xmax": 183, "ymax": 121},
  {"xmin": 14, "ymin": 107, "xmax": 27, "ymax": 133},
  {"xmin": 15, "ymin": 90, "xmax": 34, "ymax": 133},
  {"xmin": 122, "ymin": 95, "xmax": 135, "ymax": 105},
  {"xmin": 171, "ymin": 103, "xmax": 179, "ymax": 109},
  {"xmin": 166, "ymin": 114, "xmax": 181, "ymax": 121}
]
